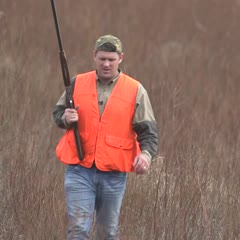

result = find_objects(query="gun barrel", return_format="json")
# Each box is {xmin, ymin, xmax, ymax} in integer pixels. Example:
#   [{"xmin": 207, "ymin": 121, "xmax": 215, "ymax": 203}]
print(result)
[{"xmin": 50, "ymin": 0, "xmax": 63, "ymax": 51}]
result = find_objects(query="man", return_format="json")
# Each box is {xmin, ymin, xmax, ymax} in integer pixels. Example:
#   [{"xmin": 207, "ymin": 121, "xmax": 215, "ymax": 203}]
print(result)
[{"xmin": 53, "ymin": 34, "xmax": 159, "ymax": 240}]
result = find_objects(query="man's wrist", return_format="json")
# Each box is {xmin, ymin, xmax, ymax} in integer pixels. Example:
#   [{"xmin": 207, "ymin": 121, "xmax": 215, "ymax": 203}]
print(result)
[{"xmin": 61, "ymin": 114, "xmax": 71, "ymax": 128}]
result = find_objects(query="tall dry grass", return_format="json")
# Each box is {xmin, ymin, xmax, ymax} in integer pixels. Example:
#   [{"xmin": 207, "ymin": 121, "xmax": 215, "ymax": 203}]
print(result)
[{"xmin": 1, "ymin": 0, "xmax": 240, "ymax": 239}]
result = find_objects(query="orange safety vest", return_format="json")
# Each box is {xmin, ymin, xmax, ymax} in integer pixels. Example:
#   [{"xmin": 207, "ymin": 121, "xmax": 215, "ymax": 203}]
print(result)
[{"xmin": 56, "ymin": 71, "xmax": 141, "ymax": 172}]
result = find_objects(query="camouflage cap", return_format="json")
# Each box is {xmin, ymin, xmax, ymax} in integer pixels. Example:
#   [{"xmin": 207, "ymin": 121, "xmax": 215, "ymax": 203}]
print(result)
[{"xmin": 95, "ymin": 34, "xmax": 122, "ymax": 54}]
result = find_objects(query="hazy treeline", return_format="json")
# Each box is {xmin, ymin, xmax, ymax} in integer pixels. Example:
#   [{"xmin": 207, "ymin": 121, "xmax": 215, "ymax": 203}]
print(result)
[{"xmin": 1, "ymin": 0, "xmax": 240, "ymax": 239}]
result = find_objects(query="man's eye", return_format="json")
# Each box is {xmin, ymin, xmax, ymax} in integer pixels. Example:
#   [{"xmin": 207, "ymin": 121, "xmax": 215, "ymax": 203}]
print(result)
[{"xmin": 99, "ymin": 58, "xmax": 115, "ymax": 62}]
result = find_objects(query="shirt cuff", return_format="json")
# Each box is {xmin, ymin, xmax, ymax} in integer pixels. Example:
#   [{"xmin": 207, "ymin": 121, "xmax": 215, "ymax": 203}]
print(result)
[
  {"xmin": 141, "ymin": 150, "xmax": 152, "ymax": 163},
  {"xmin": 61, "ymin": 114, "xmax": 71, "ymax": 128}
]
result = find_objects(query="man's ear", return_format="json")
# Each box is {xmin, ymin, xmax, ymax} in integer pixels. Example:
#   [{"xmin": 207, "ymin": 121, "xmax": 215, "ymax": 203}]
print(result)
[{"xmin": 119, "ymin": 53, "xmax": 124, "ymax": 64}]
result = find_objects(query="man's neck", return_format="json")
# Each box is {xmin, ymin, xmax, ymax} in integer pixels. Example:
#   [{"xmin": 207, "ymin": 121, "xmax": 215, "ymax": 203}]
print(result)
[{"xmin": 97, "ymin": 71, "xmax": 121, "ymax": 85}]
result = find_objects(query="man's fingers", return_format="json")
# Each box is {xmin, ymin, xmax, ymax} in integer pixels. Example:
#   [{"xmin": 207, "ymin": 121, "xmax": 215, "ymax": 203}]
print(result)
[
  {"xmin": 65, "ymin": 108, "xmax": 77, "ymax": 113},
  {"xmin": 133, "ymin": 157, "xmax": 139, "ymax": 166},
  {"xmin": 133, "ymin": 154, "xmax": 150, "ymax": 174},
  {"xmin": 64, "ymin": 108, "xmax": 79, "ymax": 124}
]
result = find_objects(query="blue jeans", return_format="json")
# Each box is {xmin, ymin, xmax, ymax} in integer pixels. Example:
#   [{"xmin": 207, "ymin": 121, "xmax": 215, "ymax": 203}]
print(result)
[{"xmin": 64, "ymin": 164, "xmax": 127, "ymax": 240}]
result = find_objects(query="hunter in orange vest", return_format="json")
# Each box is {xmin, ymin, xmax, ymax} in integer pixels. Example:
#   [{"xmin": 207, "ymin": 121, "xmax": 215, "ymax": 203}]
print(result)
[{"xmin": 52, "ymin": 34, "xmax": 158, "ymax": 239}]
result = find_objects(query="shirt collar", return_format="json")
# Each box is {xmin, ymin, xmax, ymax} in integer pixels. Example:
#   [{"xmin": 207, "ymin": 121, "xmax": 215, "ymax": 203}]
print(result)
[{"xmin": 96, "ymin": 69, "xmax": 122, "ymax": 84}]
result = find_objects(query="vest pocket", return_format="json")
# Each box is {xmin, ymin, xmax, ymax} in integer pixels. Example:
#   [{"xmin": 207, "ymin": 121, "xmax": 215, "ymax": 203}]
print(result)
[{"xmin": 106, "ymin": 135, "xmax": 134, "ymax": 149}]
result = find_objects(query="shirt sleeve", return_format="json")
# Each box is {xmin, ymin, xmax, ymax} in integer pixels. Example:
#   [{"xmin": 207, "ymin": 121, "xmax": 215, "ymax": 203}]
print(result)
[
  {"xmin": 52, "ymin": 77, "xmax": 76, "ymax": 129},
  {"xmin": 133, "ymin": 83, "xmax": 159, "ymax": 160}
]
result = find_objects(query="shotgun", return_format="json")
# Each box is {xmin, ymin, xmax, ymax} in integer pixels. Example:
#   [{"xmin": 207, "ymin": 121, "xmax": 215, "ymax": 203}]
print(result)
[{"xmin": 50, "ymin": 0, "xmax": 84, "ymax": 160}]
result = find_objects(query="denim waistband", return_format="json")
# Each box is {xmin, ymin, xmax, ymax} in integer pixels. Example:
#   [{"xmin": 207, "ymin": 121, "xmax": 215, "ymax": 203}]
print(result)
[{"xmin": 68, "ymin": 162, "xmax": 125, "ymax": 174}]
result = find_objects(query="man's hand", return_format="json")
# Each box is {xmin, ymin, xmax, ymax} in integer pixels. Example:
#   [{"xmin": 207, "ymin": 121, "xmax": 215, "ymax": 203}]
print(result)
[
  {"xmin": 63, "ymin": 108, "xmax": 79, "ymax": 125},
  {"xmin": 133, "ymin": 153, "xmax": 150, "ymax": 174}
]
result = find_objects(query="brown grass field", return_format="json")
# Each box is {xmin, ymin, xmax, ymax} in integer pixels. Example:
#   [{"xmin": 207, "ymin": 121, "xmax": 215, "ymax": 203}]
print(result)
[{"xmin": 1, "ymin": 0, "xmax": 240, "ymax": 239}]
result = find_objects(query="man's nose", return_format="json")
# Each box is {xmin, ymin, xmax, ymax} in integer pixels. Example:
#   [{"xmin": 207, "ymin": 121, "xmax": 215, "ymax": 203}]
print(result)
[{"xmin": 103, "ymin": 60, "xmax": 110, "ymax": 66}]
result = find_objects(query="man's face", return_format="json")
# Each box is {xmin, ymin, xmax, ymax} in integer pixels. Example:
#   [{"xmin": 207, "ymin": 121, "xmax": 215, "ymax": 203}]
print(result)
[{"xmin": 94, "ymin": 51, "xmax": 124, "ymax": 82}]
